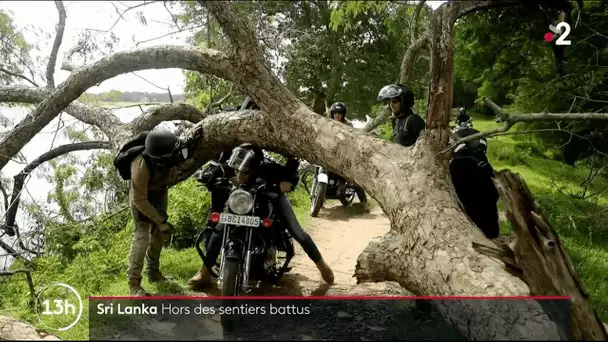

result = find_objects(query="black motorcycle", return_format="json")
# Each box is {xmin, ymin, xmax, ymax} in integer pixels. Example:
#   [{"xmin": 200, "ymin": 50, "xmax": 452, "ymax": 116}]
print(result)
[
  {"xmin": 195, "ymin": 172, "xmax": 295, "ymax": 332},
  {"xmin": 306, "ymin": 165, "xmax": 356, "ymax": 217}
]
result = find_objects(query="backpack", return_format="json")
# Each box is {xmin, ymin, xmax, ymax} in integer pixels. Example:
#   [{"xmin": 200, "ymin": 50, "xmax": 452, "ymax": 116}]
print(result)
[{"xmin": 113, "ymin": 131, "xmax": 154, "ymax": 180}]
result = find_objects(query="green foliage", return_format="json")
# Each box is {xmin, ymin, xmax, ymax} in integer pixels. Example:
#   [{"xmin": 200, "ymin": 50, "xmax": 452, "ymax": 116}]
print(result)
[
  {"xmin": 0, "ymin": 9, "xmax": 33, "ymax": 86},
  {"xmin": 453, "ymin": 2, "xmax": 608, "ymax": 163},
  {"xmin": 166, "ymin": 178, "xmax": 211, "ymax": 249}
]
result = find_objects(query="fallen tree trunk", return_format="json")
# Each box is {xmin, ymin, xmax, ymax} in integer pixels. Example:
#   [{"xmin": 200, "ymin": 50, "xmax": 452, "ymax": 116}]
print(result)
[{"xmin": 0, "ymin": 0, "xmax": 603, "ymax": 340}]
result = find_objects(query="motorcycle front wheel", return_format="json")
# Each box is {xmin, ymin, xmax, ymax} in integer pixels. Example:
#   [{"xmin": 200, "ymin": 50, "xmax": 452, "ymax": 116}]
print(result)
[
  {"xmin": 220, "ymin": 258, "xmax": 240, "ymax": 333},
  {"xmin": 310, "ymin": 182, "xmax": 326, "ymax": 217}
]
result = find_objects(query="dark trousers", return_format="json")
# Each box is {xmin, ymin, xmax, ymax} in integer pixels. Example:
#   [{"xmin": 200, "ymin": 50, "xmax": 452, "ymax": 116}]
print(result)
[
  {"xmin": 328, "ymin": 171, "xmax": 367, "ymax": 203},
  {"xmin": 449, "ymin": 159, "xmax": 500, "ymax": 239},
  {"xmin": 204, "ymin": 193, "xmax": 322, "ymax": 268}
]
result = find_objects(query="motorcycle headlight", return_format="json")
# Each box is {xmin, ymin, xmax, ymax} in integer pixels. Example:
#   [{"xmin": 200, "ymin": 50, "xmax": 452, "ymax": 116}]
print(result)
[{"xmin": 228, "ymin": 189, "xmax": 254, "ymax": 215}]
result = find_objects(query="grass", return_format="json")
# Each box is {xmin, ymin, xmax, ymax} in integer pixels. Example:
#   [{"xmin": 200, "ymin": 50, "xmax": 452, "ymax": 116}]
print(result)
[
  {"xmin": 470, "ymin": 112, "xmax": 608, "ymax": 320},
  {"xmin": 2, "ymin": 115, "xmax": 608, "ymax": 339}
]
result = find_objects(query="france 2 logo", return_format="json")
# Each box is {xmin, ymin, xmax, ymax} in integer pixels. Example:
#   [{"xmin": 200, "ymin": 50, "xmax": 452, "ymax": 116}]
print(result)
[{"xmin": 544, "ymin": 22, "xmax": 572, "ymax": 46}]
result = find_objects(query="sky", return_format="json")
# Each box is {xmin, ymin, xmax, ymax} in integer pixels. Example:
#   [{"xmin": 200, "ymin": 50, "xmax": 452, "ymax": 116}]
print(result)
[{"xmin": 0, "ymin": 0, "xmax": 193, "ymax": 94}]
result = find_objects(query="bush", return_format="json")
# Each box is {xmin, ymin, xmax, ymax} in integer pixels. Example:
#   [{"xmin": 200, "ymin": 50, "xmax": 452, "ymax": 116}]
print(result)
[{"xmin": 166, "ymin": 178, "xmax": 211, "ymax": 249}]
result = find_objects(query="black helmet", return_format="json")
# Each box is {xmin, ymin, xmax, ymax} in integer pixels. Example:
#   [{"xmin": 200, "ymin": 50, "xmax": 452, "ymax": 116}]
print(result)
[
  {"xmin": 329, "ymin": 102, "xmax": 347, "ymax": 120},
  {"xmin": 241, "ymin": 96, "xmax": 260, "ymax": 110},
  {"xmin": 226, "ymin": 143, "xmax": 264, "ymax": 173},
  {"xmin": 377, "ymin": 83, "xmax": 415, "ymax": 109},
  {"xmin": 144, "ymin": 130, "xmax": 180, "ymax": 159}
]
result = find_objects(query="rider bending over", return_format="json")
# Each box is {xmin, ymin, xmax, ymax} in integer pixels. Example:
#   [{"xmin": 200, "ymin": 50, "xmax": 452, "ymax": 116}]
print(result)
[
  {"xmin": 449, "ymin": 109, "xmax": 500, "ymax": 239},
  {"xmin": 329, "ymin": 102, "xmax": 370, "ymax": 213},
  {"xmin": 188, "ymin": 143, "xmax": 335, "ymax": 290}
]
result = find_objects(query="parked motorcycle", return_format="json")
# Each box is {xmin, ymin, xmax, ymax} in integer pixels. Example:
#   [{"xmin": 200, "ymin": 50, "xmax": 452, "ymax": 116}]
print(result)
[
  {"xmin": 307, "ymin": 165, "xmax": 356, "ymax": 217},
  {"xmin": 195, "ymin": 172, "xmax": 295, "ymax": 332}
]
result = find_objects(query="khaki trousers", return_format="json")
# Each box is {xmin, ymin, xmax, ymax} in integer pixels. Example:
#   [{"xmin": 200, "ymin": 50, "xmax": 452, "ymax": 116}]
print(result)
[{"xmin": 126, "ymin": 189, "xmax": 168, "ymax": 280}]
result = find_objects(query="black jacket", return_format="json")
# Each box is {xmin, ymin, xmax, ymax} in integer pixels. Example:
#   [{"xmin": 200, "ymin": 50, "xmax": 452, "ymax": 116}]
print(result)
[
  {"xmin": 451, "ymin": 126, "xmax": 494, "ymax": 175},
  {"xmin": 392, "ymin": 109, "xmax": 426, "ymax": 147},
  {"xmin": 199, "ymin": 161, "xmax": 235, "ymax": 211},
  {"xmin": 249, "ymin": 158, "xmax": 300, "ymax": 194}
]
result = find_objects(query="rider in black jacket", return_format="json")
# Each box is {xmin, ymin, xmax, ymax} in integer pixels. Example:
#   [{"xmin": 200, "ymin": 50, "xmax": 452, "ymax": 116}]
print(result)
[
  {"xmin": 449, "ymin": 109, "xmax": 500, "ymax": 239},
  {"xmin": 188, "ymin": 143, "xmax": 335, "ymax": 290},
  {"xmin": 376, "ymin": 83, "xmax": 426, "ymax": 147},
  {"xmin": 329, "ymin": 102, "xmax": 370, "ymax": 212}
]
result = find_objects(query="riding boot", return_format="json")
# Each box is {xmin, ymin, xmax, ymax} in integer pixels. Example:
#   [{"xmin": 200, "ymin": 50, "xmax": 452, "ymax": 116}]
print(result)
[
  {"xmin": 362, "ymin": 201, "xmax": 370, "ymax": 213},
  {"xmin": 128, "ymin": 278, "xmax": 151, "ymax": 296},
  {"xmin": 315, "ymin": 258, "xmax": 335, "ymax": 285},
  {"xmin": 188, "ymin": 266, "xmax": 214, "ymax": 290}
]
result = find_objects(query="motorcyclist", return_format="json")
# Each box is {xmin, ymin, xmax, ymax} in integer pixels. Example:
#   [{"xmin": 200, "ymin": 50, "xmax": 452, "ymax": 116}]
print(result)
[
  {"xmin": 376, "ymin": 83, "xmax": 426, "ymax": 147},
  {"xmin": 329, "ymin": 102, "xmax": 370, "ymax": 213},
  {"xmin": 449, "ymin": 109, "xmax": 500, "ymax": 239},
  {"xmin": 188, "ymin": 143, "xmax": 335, "ymax": 290}
]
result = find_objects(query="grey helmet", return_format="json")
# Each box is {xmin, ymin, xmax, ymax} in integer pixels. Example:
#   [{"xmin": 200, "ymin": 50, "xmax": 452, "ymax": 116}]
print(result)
[{"xmin": 376, "ymin": 83, "xmax": 414, "ymax": 109}]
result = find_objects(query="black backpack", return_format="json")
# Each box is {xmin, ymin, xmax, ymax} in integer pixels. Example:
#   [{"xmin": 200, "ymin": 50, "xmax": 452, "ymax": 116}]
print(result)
[{"xmin": 113, "ymin": 131, "xmax": 154, "ymax": 180}]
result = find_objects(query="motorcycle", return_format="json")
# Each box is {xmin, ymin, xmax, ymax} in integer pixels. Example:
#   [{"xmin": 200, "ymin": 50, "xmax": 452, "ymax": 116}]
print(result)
[
  {"xmin": 194, "ymin": 171, "xmax": 295, "ymax": 332},
  {"xmin": 307, "ymin": 165, "xmax": 356, "ymax": 217}
]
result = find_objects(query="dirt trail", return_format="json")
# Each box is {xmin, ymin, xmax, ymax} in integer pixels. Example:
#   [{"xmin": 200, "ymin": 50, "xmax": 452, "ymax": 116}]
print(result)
[
  {"xmin": 237, "ymin": 200, "xmax": 410, "ymax": 297},
  {"xmin": 287, "ymin": 201, "xmax": 394, "ymax": 294}
]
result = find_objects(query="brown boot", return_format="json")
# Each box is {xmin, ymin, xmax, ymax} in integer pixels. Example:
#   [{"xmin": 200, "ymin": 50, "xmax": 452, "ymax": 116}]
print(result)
[
  {"xmin": 315, "ymin": 259, "xmax": 334, "ymax": 285},
  {"xmin": 188, "ymin": 266, "xmax": 213, "ymax": 290},
  {"xmin": 128, "ymin": 278, "xmax": 150, "ymax": 296}
]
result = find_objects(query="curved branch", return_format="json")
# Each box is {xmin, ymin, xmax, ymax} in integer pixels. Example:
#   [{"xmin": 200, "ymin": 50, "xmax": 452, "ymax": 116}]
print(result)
[
  {"xmin": 0, "ymin": 45, "xmax": 235, "ymax": 171},
  {"xmin": 2, "ymin": 141, "xmax": 111, "ymax": 236},
  {"xmin": 128, "ymin": 103, "xmax": 208, "ymax": 133},
  {"xmin": 46, "ymin": 0, "xmax": 67, "ymax": 89},
  {"xmin": 0, "ymin": 86, "xmax": 123, "ymax": 142},
  {"xmin": 399, "ymin": 32, "xmax": 429, "ymax": 84}
]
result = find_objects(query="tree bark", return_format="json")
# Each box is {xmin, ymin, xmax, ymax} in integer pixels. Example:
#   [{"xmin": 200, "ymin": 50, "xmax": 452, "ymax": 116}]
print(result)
[{"xmin": 46, "ymin": 0, "xmax": 66, "ymax": 89}]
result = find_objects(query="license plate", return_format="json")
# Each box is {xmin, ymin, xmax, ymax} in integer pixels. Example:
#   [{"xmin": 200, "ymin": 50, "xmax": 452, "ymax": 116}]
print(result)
[{"xmin": 219, "ymin": 213, "xmax": 260, "ymax": 227}]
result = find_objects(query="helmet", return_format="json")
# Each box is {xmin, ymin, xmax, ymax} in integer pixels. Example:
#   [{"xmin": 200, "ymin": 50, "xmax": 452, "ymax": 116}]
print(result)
[
  {"xmin": 376, "ymin": 83, "xmax": 415, "ymax": 109},
  {"xmin": 329, "ymin": 102, "xmax": 347, "ymax": 120},
  {"xmin": 144, "ymin": 130, "xmax": 180, "ymax": 159},
  {"xmin": 241, "ymin": 96, "xmax": 260, "ymax": 110},
  {"xmin": 226, "ymin": 143, "xmax": 264, "ymax": 173}
]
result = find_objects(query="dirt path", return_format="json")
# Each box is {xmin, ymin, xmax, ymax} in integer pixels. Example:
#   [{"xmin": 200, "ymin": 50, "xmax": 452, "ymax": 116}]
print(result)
[{"xmin": 285, "ymin": 201, "xmax": 396, "ymax": 295}]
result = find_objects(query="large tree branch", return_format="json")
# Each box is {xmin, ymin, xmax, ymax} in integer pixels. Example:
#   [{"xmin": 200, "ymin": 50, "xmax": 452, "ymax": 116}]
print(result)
[
  {"xmin": 128, "ymin": 103, "xmax": 208, "ymax": 133},
  {"xmin": 0, "ymin": 45, "xmax": 235, "ymax": 171},
  {"xmin": 446, "ymin": 97, "xmax": 608, "ymax": 149},
  {"xmin": 46, "ymin": 0, "xmax": 67, "ymax": 89},
  {"xmin": 199, "ymin": 1, "xmax": 264, "ymax": 63},
  {"xmin": 2, "ymin": 141, "xmax": 111, "ymax": 237}
]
